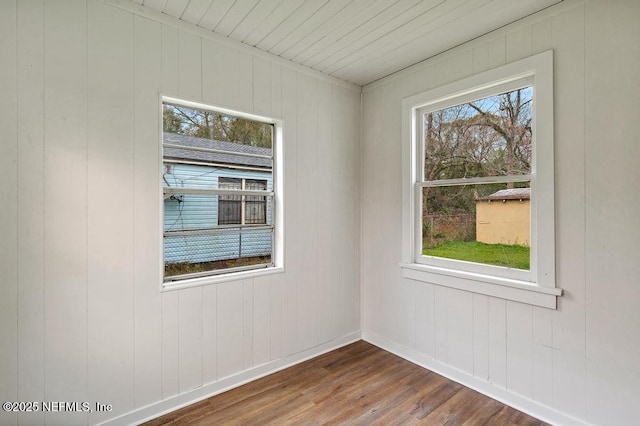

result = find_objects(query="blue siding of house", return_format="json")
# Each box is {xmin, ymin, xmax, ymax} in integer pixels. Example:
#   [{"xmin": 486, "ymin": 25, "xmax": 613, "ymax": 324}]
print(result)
[{"xmin": 163, "ymin": 163, "xmax": 272, "ymax": 264}]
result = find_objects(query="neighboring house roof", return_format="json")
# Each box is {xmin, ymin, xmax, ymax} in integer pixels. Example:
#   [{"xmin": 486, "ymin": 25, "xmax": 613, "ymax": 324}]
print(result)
[
  {"xmin": 477, "ymin": 187, "xmax": 530, "ymax": 201},
  {"xmin": 163, "ymin": 132, "xmax": 272, "ymax": 169}
]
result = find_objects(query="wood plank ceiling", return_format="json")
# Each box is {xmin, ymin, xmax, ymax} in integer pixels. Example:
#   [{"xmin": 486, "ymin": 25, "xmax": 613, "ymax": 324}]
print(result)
[{"xmin": 131, "ymin": 0, "xmax": 562, "ymax": 86}]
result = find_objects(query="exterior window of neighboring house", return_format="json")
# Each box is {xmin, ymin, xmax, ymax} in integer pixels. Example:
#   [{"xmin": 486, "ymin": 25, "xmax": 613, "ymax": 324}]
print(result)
[
  {"xmin": 218, "ymin": 177, "xmax": 267, "ymax": 225},
  {"xmin": 401, "ymin": 51, "xmax": 561, "ymax": 308},
  {"xmin": 244, "ymin": 179, "xmax": 268, "ymax": 224},
  {"xmin": 218, "ymin": 177, "xmax": 242, "ymax": 225},
  {"xmin": 162, "ymin": 97, "xmax": 283, "ymax": 287}
]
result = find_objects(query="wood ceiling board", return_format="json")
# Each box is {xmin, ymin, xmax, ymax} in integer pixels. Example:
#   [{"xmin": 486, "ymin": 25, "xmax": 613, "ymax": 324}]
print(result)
[
  {"xmin": 198, "ymin": 0, "xmax": 236, "ymax": 31},
  {"xmin": 302, "ymin": 0, "xmax": 436, "ymax": 70},
  {"xmin": 291, "ymin": 0, "xmax": 418, "ymax": 65},
  {"xmin": 267, "ymin": 0, "xmax": 352, "ymax": 57},
  {"xmin": 255, "ymin": 0, "xmax": 330, "ymax": 52},
  {"xmin": 129, "ymin": 0, "xmax": 565, "ymax": 86},
  {"xmin": 317, "ymin": 0, "xmax": 471, "ymax": 75},
  {"xmin": 335, "ymin": 0, "xmax": 562, "ymax": 84},
  {"xmin": 240, "ymin": 0, "xmax": 307, "ymax": 46},
  {"xmin": 215, "ymin": 0, "xmax": 261, "ymax": 36},
  {"xmin": 142, "ymin": 0, "xmax": 167, "ymax": 12},
  {"xmin": 338, "ymin": 32, "xmax": 460, "ymax": 85},
  {"xmin": 329, "ymin": 0, "xmax": 489, "ymax": 80},
  {"xmin": 180, "ymin": 0, "xmax": 215, "ymax": 25},
  {"xmin": 278, "ymin": 0, "xmax": 373, "ymax": 60},
  {"xmin": 227, "ymin": 0, "xmax": 286, "ymax": 42},
  {"xmin": 162, "ymin": 0, "xmax": 189, "ymax": 17},
  {"xmin": 341, "ymin": 23, "xmax": 490, "ymax": 84}
]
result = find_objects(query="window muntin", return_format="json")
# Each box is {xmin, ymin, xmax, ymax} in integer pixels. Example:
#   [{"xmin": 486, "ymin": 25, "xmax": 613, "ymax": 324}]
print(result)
[
  {"xmin": 418, "ymin": 85, "xmax": 533, "ymax": 278},
  {"xmin": 423, "ymin": 87, "xmax": 532, "ymax": 180},
  {"xmin": 162, "ymin": 98, "xmax": 280, "ymax": 285}
]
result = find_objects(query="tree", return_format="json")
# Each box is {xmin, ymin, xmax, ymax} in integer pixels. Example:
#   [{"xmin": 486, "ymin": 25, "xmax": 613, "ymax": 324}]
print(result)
[
  {"xmin": 424, "ymin": 88, "xmax": 531, "ymax": 181},
  {"xmin": 422, "ymin": 88, "xmax": 532, "ymax": 216},
  {"xmin": 468, "ymin": 88, "xmax": 532, "ymax": 180},
  {"xmin": 163, "ymin": 104, "xmax": 272, "ymax": 148},
  {"xmin": 163, "ymin": 106, "xmax": 183, "ymax": 134}
]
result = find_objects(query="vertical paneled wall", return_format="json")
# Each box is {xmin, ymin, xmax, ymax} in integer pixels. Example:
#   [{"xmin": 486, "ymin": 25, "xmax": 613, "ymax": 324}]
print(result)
[
  {"xmin": 362, "ymin": 1, "xmax": 640, "ymax": 425},
  {"xmin": 0, "ymin": 0, "xmax": 361, "ymax": 424}
]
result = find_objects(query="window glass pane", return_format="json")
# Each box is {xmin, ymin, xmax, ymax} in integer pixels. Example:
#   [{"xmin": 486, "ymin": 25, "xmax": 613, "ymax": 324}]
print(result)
[
  {"xmin": 424, "ymin": 87, "xmax": 532, "ymax": 180},
  {"xmin": 162, "ymin": 101, "xmax": 274, "ymax": 281},
  {"xmin": 163, "ymin": 188, "xmax": 273, "ymax": 279},
  {"xmin": 164, "ymin": 191, "xmax": 216, "ymax": 231},
  {"xmin": 244, "ymin": 179, "xmax": 267, "ymax": 225},
  {"xmin": 245, "ymin": 179, "xmax": 267, "ymax": 191},
  {"xmin": 422, "ymin": 182, "xmax": 531, "ymax": 270},
  {"xmin": 164, "ymin": 103, "xmax": 272, "ymax": 149},
  {"xmin": 218, "ymin": 177, "xmax": 242, "ymax": 225},
  {"xmin": 164, "ymin": 233, "xmax": 272, "ymax": 278}
]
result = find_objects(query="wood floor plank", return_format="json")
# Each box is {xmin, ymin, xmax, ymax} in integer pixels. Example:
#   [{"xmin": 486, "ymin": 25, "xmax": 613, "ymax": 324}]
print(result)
[
  {"xmin": 423, "ymin": 387, "xmax": 502, "ymax": 424},
  {"xmin": 370, "ymin": 372, "xmax": 452, "ymax": 425},
  {"xmin": 411, "ymin": 380, "xmax": 465, "ymax": 420},
  {"xmin": 461, "ymin": 399, "xmax": 505, "ymax": 425},
  {"xmin": 485, "ymin": 405, "xmax": 548, "ymax": 426},
  {"xmin": 144, "ymin": 340, "xmax": 548, "ymax": 425}
]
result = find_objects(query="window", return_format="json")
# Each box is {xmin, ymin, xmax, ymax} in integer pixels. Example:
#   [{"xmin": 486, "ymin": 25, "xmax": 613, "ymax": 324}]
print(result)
[
  {"xmin": 162, "ymin": 97, "xmax": 283, "ymax": 287},
  {"xmin": 218, "ymin": 177, "xmax": 267, "ymax": 225},
  {"xmin": 401, "ymin": 51, "xmax": 560, "ymax": 308},
  {"xmin": 218, "ymin": 178, "xmax": 242, "ymax": 225},
  {"xmin": 244, "ymin": 179, "xmax": 268, "ymax": 224}
]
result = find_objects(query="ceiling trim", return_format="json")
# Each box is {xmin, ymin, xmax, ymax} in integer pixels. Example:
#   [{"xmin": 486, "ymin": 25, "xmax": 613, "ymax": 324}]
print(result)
[
  {"xmin": 363, "ymin": 0, "xmax": 585, "ymax": 92},
  {"xmin": 102, "ymin": 0, "xmax": 363, "ymax": 93}
]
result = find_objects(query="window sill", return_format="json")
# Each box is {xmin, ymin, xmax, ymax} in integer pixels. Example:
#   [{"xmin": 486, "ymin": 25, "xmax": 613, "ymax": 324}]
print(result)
[
  {"xmin": 161, "ymin": 266, "xmax": 284, "ymax": 292},
  {"xmin": 399, "ymin": 263, "xmax": 561, "ymax": 309}
]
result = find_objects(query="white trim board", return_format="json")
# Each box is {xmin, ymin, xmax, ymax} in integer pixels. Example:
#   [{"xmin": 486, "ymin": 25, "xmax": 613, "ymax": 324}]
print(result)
[
  {"xmin": 101, "ymin": 0, "xmax": 362, "ymax": 93},
  {"xmin": 98, "ymin": 332, "xmax": 362, "ymax": 426},
  {"xmin": 363, "ymin": 331, "xmax": 589, "ymax": 426}
]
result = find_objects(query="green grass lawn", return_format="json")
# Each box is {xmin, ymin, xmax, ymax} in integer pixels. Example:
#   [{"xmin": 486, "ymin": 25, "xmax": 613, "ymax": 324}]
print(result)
[{"xmin": 423, "ymin": 240, "xmax": 530, "ymax": 270}]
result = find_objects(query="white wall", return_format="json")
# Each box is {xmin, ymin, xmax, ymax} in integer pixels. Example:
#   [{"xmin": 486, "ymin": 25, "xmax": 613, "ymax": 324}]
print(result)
[
  {"xmin": 0, "ymin": 1, "xmax": 361, "ymax": 424},
  {"xmin": 362, "ymin": 1, "xmax": 640, "ymax": 424},
  {"xmin": 3, "ymin": 0, "xmax": 639, "ymax": 425}
]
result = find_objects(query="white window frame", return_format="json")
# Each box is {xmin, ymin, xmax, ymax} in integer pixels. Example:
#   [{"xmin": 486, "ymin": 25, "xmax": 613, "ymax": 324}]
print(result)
[
  {"xmin": 400, "ymin": 51, "xmax": 561, "ymax": 309},
  {"xmin": 160, "ymin": 96, "xmax": 284, "ymax": 290}
]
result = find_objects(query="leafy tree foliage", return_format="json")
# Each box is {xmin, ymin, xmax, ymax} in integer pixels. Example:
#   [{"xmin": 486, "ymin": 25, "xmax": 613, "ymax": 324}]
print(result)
[
  {"xmin": 163, "ymin": 104, "xmax": 272, "ymax": 148},
  {"xmin": 424, "ymin": 88, "xmax": 531, "ymax": 181},
  {"xmin": 423, "ymin": 88, "xmax": 532, "ymax": 216},
  {"xmin": 163, "ymin": 106, "xmax": 183, "ymax": 134}
]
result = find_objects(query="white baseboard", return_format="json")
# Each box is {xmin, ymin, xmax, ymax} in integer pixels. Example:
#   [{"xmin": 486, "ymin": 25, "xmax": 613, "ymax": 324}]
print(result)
[
  {"xmin": 99, "ymin": 331, "xmax": 362, "ymax": 426},
  {"xmin": 100, "ymin": 330, "xmax": 586, "ymax": 426},
  {"xmin": 362, "ymin": 331, "xmax": 588, "ymax": 426}
]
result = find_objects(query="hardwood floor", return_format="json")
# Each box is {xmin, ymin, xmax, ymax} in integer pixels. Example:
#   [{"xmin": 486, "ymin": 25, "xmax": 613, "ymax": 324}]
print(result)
[{"xmin": 144, "ymin": 341, "xmax": 547, "ymax": 425}]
